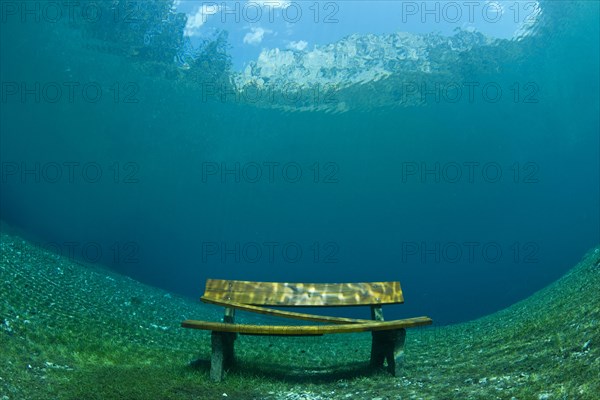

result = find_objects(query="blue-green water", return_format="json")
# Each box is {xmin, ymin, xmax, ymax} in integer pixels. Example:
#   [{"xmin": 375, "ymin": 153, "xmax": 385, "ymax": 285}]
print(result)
[{"xmin": 0, "ymin": 1, "xmax": 598, "ymax": 326}]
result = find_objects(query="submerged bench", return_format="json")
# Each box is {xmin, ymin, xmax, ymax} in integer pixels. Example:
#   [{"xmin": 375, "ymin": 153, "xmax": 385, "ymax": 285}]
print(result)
[{"xmin": 181, "ymin": 279, "xmax": 432, "ymax": 381}]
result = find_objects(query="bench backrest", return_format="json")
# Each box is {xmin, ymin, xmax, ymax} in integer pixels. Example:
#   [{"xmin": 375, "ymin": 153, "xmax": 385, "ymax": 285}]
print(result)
[{"xmin": 203, "ymin": 279, "xmax": 404, "ymax": 307}]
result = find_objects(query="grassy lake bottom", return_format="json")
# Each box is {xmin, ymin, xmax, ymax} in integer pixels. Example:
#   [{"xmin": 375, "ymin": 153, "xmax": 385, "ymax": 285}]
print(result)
[{"xmin": 1, "ymin": 228, "xmax": 599, "ymax": 400}]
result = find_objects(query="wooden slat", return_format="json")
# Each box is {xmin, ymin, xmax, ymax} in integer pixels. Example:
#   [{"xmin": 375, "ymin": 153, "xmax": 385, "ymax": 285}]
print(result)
[
  {"xmin": 181, "ymin": 317, "xmax": 432, "ymax": 335},
  {"xmin": 203, "ymin": 279, "xmax": 404, "ymax": 306},
  {"xmin": 201, "ymin": 297, "xmax": 373, "ymax": 324}
]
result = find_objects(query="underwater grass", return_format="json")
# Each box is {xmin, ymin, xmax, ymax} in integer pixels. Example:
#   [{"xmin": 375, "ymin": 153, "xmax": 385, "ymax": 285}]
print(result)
[{"xmin": 1, "ymin": 230, "xmax": 599, "ymax": 399}]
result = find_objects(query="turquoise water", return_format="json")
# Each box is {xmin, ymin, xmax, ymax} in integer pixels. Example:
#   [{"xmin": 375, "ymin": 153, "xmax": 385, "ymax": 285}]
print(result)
[{"xmin": 0, "ymin": 1, "xmax": 598, "ymax": 327}]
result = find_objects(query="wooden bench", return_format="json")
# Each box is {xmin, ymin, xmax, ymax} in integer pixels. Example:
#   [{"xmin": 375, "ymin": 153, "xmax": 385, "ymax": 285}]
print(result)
[{"xmin": 181, "ymin": 279, "xmax": 432, "ymax": 381}]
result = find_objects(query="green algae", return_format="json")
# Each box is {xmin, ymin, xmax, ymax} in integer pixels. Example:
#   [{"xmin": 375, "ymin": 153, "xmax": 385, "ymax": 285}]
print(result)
[{"xmin": 1, "ymin": 229, "xmax": 598, "ymax": 400}]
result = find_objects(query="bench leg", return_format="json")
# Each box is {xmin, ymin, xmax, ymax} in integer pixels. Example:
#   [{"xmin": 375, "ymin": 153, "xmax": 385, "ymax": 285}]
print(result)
[
  {"xmin": 210, "ymin": 331, "xmax": 236, "ymax": 382},
  {"xmin": 387, "ymin": 328, "xmax": 406, "ymax": 376},
  {"xmin": 370, "ymin": 328, "xmax": 406, "ymax": 376}
]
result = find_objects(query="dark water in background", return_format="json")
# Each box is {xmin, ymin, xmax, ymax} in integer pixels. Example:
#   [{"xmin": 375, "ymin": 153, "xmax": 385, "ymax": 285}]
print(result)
[{"xmin": 0, "ymin": 1, "xmax": 598, "ymax": 325}]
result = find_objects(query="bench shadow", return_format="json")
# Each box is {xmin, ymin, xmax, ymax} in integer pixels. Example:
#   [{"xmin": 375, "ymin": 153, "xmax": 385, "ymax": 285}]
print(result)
[{"xmin": 187, "ymin": 357, "xmax": 381, "ymax": 384}]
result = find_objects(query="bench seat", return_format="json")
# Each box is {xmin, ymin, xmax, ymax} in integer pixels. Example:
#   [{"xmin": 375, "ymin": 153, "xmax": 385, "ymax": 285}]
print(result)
[{"xmin": 182, "ymin": 316, "xmax": 433, "ymax": 336}]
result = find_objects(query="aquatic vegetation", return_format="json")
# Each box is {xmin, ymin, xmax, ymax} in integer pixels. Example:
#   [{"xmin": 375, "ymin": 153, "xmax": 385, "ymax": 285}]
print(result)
[{"xmin": 1, "ymin": 230, "xmax": 598, "ymax": 399}]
